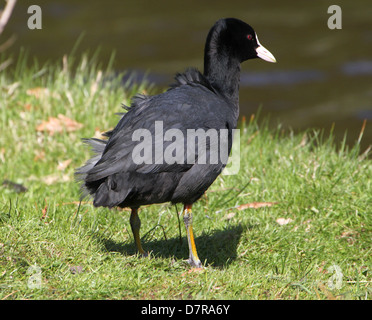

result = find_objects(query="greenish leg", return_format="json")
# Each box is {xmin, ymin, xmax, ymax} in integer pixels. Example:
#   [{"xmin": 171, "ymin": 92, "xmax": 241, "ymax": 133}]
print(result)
[{"xmin": 129, "ymin": 208, "xmax": 147, "ymax": 256}]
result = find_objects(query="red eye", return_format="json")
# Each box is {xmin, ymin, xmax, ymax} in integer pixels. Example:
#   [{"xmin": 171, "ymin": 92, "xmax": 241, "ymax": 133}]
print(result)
[{"xmin": 247, "ymin": 34, "xmax": 253, "ymax": 40}]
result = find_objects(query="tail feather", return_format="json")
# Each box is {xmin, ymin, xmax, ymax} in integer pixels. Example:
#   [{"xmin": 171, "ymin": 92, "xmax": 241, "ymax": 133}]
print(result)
[{"xmin": 75, "ymin": 138, "xmax": 107, "ymax": 198}]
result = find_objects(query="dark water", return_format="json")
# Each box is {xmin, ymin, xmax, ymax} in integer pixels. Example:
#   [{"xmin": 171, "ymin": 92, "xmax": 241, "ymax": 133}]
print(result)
[{"xmin": 3, "ymin": 0, "xmax": 372, "ymax": 149}]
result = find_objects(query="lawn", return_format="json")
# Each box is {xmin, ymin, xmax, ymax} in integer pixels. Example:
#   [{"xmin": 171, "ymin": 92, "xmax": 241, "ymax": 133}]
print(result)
[{"xmin": 0, "ymin": 52, "xmax": 371, "ymax": 300}]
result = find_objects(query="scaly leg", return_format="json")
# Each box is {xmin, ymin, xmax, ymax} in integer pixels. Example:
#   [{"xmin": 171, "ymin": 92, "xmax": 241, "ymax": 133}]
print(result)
[
  {"xmin": 129, "ymin": 208, "xmax": 147, "ymax": 256},
  {"xmin": 182, "ymin": 204, "xmax": 202, "ymax": 268}
]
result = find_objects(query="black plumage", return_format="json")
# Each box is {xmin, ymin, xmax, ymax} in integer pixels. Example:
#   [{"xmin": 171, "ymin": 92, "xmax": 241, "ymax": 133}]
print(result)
[{"xmin": 76, "ymin": 18, "xmax": 276, "ymax": 267}]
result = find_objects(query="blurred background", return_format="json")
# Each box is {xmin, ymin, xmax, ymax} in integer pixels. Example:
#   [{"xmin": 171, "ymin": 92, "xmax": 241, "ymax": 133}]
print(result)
[{"xmin": 2, "ymin": 0, "xmax": 372, "ymax": 149}]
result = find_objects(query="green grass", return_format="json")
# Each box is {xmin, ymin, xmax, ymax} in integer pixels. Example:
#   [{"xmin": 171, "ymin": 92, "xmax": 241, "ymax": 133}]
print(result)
[{"xmin": 0, "ymin": 52, "xmax": 371, "ymax": 300}]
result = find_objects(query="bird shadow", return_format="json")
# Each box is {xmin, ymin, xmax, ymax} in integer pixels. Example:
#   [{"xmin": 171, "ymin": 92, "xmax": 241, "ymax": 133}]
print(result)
[{"xmin": 100, "ymin": 224, "xmax": 246, "ymax": 269}]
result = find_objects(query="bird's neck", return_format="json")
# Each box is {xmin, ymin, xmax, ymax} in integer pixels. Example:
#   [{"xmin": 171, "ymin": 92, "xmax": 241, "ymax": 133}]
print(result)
[{"xmin": 203, "ymin": 53, "xmax": 241, "ymax": 109}]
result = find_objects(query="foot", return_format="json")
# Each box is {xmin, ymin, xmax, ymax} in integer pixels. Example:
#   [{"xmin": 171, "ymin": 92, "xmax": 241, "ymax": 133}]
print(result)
[
  {"xmin": 138, "ymin": 250, "xmax": 149, "ymax": 258},
  {"xmin": 188, "ymin": 257, "xmax": 203, "ymax": 268}
]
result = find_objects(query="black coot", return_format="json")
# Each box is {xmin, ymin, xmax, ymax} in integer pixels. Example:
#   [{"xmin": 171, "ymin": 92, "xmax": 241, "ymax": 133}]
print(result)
[{"xmin": 77, "ymin": 18, "xmax": 276, "ymax": 268}]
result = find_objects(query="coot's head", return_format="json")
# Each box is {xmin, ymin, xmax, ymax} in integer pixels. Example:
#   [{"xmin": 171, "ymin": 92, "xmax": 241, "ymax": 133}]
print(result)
[{"xmin": 205, "ymin": 18, "xmax": 276, "ymax": 64}]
